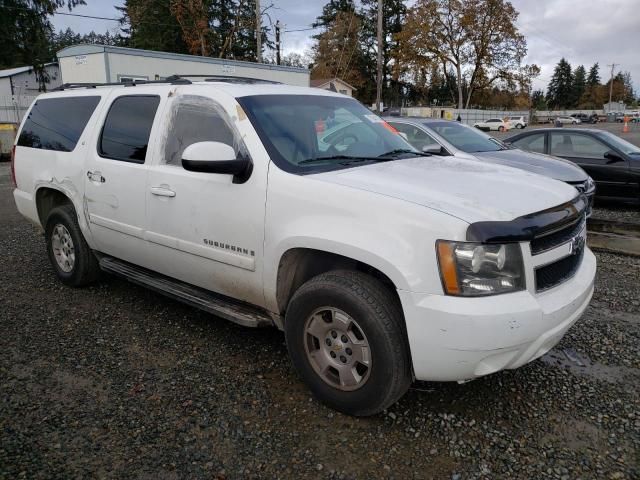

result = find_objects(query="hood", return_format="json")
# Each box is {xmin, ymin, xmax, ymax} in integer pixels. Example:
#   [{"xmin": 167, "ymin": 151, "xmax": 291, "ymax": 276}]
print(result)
[
  {"xmin": 473, "ymin": 149, "xmax": 588, "ymax": 182},
  {"xmin": 310, "ymin": 156, "xmax": 578, "ymax": 224}
]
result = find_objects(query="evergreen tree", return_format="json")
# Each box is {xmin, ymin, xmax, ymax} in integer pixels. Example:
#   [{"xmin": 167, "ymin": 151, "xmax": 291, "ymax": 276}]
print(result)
[
  {"xmin": 312, "ymin": 0, "xmax": 357, "ymax": 32},
  {"xmin": 587, "ymin": 62, "xmax": 600, "ymax": 86},
  {"xmin": 117, "ymin": 0, "xmax": 188, "ymax": 54},
  {"xmin": 546, "ymin": 58, "xmax": 573, "ymax": 109},
  {"xmin": 1, "ymin": 0, "xmax": 85, "ymax": 90},
  {"xmin": 571, "ymin": 65, "xmax": 586, "ymax": 108},
  {"xmin": 359, "ymin": 0, "xmax": 407, "ymax": 106}
]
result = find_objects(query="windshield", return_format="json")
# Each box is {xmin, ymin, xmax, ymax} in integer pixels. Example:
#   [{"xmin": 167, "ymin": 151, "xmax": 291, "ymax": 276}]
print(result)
[
  {"xmin": 597, "ymin": 131, "xmax": 640, "ymax": 155},
  {"xmin": 425, "ymin": 121, "xmax": 505, "ymax": 153},
  {"xmin": 237, "ymin": 95, "xmax": 418, "ymax": 173}
]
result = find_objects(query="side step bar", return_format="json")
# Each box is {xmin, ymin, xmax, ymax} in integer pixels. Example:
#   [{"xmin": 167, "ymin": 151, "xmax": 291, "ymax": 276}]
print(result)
[{"xmin": 99, "ymin": 256, "xmax": 276, "ymax": 328}]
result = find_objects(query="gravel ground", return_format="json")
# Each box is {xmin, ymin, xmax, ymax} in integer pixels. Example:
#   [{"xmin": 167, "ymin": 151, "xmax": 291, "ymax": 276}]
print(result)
[{"xmin": 1, "ymin": 163, "xmax": 639, "ymax": 479}]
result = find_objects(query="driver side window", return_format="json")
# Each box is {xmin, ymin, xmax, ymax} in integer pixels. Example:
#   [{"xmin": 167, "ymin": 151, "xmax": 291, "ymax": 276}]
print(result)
[{"xmin": 163, "ymin": 95, "xmax": 242, "ymax": 166}]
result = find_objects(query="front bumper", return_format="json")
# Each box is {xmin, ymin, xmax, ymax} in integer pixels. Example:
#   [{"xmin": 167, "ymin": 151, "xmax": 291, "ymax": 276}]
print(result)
[{"xmin": 399, "ymin": 248, "xmax": 596, "ymax": 382}]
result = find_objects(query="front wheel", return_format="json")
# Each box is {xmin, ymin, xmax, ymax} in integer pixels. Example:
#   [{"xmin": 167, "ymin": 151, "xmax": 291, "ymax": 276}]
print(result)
[
  {"xmin": 285, "ymin": 270, "xmax": 412, "ymax": 416},
  {"xmin": 45, "ymin": 204, "xmax": 101, "ymax": 287},
  {"xmin": 516, "ymin": 123, "xmax": 524, "ymax": 129}
]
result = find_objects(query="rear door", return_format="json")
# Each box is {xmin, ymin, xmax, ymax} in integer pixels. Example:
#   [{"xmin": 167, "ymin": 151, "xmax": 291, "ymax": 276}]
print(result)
[
  {"xmin": 549, "ymin": 132, "xmax": 630, "ymax": 197},
  {"xmin": 84, "ymin": 93, "xmax": 163, "ymax": 264}
]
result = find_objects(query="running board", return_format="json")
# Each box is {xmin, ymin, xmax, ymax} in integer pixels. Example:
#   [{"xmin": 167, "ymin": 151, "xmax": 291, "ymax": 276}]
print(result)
[{"xmin": 99, "ymin": 256, "xmax": 275, "ymax": 328}]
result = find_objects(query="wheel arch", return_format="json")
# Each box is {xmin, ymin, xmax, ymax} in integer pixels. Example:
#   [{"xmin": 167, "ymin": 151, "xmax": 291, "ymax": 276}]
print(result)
[
  {"xmin": 275, "ymin": 247, "xmax": 403, "ymax": 316},
  {"xmin": 35, "ymin": 186, "xmax": 74, "ymax": 228}
]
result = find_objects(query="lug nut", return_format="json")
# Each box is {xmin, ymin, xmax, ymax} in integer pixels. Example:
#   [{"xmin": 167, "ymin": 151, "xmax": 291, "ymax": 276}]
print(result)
[
  {"xmin": 330, "ymin": 351, "xmax": 336, "ymax": 358},
  {"xmin": 346, "ymin": 348, "xmax": 352, "ymax": 355},
  {"xmin": 325, "ymin": 339, "xmax": 332, "ymax": 346},
  {"xmin": 340, "ymin": 356, "xmax": 347, "ymax": 363},
  {"xmin": 341, "ymin": 335, "xmax": 348, "ymax": 343},
  {"xmin": 331, "ymin": 331, "xmax": 337, "ymax": 338}
]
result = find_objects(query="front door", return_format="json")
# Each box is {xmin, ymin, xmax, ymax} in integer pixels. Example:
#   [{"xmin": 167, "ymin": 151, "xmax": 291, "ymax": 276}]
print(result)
[
  {"xmin": 145, "ymin": 92, "xmax": 267, "ymax": 306},
  {"xmin": 549, "ymin": 132, "xmax": 630, "ymax": 197},
  {"xmin": 84, "ymin": 93, "xmax": 162, "ymax": 264}
]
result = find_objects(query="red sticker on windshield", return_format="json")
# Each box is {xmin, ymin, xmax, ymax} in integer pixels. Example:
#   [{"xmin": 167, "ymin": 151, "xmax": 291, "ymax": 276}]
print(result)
[{"xmin": 315, "ymin": 120, "xmax": 325, "ymax": 133}]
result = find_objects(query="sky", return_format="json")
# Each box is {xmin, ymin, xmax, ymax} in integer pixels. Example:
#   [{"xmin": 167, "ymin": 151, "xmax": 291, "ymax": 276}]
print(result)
[{"xmin": 51, "ymin": 0, "xmax": 640, "ymax": 94}]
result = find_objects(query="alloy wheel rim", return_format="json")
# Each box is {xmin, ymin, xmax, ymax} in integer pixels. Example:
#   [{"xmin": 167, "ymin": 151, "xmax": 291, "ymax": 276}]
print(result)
[
  {"xmin": 51, "ymin": 224, "xmax": 75, "ymax": 273},
  {"xmin": 303, "ymin": 307, "xmax": 371, "ymax": 391}
]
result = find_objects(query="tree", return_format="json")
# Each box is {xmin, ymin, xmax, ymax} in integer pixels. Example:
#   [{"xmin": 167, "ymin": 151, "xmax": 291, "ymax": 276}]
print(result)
[
  {"xmin": 311, "ymin": 10, "xmax": 370, "ymax": 99},
  {"xmin": 531, "ymin": 89, "xmax": 547, "ymax": 110},
  {"xmin": 580, "ymin": 62, "xmax": 603, "ymax": 108},
  {"xmin": 117, "ymin": 0, "xmax": 189, "ymax": 54},
  {"xmin": 546, "ymin": 58, "xmax": 573, "ymax": 109},
  {"xmin": 571, "ymin": 65, "xmax": 586, "ymax": 107},
  {"xmin": 587, "ymin": 62, "xmax": 600, "ymax": 86},
  {"xmin": 397, "ymin": 0, "xmax": 529, "ymax": 109},
  {"xmin": 1, "ymin": 0, "xmax": 85, "ymax": 90}
]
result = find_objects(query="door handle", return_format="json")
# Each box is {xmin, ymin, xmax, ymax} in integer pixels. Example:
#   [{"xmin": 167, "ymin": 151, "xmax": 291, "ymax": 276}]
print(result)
[
  {"xmin": 87, "ymin": 171, "xmax": 105, "ymax": 183},
  {"xmin": 150, "ymin": 186, "xmax": 176, "ymax": 197}
]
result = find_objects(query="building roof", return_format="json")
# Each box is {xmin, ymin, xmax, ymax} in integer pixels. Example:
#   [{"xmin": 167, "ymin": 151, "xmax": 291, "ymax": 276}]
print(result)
[
  {"xmin": 56, "ymin": 44, "xmax": 309, "ymax": 75},
  {"xmin": 310, "ymin": 77, "xmax": 357, "ymax": 91},
  {"xmin": 0, "ymin": 63, "xmax": 57, "ymax": 79}
]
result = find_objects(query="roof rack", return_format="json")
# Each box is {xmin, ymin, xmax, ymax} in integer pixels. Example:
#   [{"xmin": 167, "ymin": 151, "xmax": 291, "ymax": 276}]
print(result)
[{"xmin": 53, "ymin": 74, "xmax": 281, "ymax": 91}]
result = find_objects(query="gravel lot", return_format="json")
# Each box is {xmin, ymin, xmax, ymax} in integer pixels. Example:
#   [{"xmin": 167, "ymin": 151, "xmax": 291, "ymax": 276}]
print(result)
[{"xmin": 1, "ymin": 163, "xmax": 639, "ymax": 479}]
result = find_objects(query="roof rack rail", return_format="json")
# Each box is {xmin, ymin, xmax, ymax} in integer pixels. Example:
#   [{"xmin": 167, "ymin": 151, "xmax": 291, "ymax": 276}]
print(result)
[
  {"xmin": 177, "ymin": 74, "xmax": 281, "ymax": 85},
  {"xmin": 53, "ymin": 75, "xmax": 190, "ymax": 91},
  {"xmin": 53, "ymin": 74, "xmax": 281, "ymax": 91}
]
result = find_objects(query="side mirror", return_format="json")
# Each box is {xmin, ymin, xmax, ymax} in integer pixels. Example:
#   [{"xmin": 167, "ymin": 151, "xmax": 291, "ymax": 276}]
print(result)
[
  {"xmin": 604, "ymin": 150, "xmax": 624, "ymax": 164},
  {"xmin": 422, "ymin": 143, "xmax": 443, "ymax": 155},
  {"xmin": 182, "ymin": 141, "xmax": 252, "ymax": 183}
]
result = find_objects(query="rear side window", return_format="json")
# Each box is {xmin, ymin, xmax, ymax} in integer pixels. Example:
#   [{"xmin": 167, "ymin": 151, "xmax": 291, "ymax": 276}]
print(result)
[
  {"xmin": 17, "ymin": 96, "xmax": 100, "ymax": 152},
  {"xmin": 99, "ymin": 95, "xmax": 160, "ymax": 163}
]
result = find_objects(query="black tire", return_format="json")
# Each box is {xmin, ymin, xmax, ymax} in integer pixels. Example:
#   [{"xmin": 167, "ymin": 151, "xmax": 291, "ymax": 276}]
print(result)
[
  {"xmin": 45, "ymin": 204, "xmax": 101, "ymax": 287},
  {"xmin": 284, "ymin": 270, "xmax": 412, "ymax": 416}
]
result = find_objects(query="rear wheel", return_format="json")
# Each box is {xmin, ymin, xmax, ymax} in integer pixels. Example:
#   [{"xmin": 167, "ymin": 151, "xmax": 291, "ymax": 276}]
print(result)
[
  {"xmin": 498, "ymin": 126, "xmax": 505, "ymax": 132},
  {"xmin": 516, "ymin": 123, "xmax": 523, "ymax": 129},
  {"xmin": 45, "ymin": 204, "xmax": 101, "ymax": 287},
  {"xmin": 285, "ymin": 270, "xmax": 412, "ymax": 416}
]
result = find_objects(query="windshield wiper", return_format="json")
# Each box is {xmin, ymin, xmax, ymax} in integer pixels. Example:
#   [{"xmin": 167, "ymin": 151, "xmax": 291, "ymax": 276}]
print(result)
[
  {"xmin": 298, "ymin": 155, "xmax": 392, "ymax": 165},
  {"xmin": 377, "ymin": 149, "xmax": 426, "ymax": 158}
]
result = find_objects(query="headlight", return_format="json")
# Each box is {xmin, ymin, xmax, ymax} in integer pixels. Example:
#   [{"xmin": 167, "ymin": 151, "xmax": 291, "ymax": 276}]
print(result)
[{"xmin": 436, "ymin": 240, "xmax": 525, "ymax": 296}]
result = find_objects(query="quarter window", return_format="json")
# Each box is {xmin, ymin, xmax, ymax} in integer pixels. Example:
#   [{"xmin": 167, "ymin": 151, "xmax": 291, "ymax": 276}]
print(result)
[
  {"xmin": 163, "ymin": 95, "xmax": 242, "ymax": 166},
  {"xmin": 17, "ymin": 96, "xmax": 100, "ymax": 152},
  {"xmin": 99, "ymin": 95, "xmax": 160, "ymax": 163}
]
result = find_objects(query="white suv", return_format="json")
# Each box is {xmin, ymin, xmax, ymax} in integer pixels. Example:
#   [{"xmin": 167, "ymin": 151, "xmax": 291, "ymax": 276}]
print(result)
[
  {"xmin": 11, "ymin": 77, "xmax": 596, "ymax": 415},
  {"xmin": 505, "ymin": 115, "xmax": 527, "ymax": 129}
]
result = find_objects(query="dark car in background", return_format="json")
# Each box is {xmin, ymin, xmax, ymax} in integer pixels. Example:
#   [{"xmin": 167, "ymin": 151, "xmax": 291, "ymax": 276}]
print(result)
[
  {"xmin": 507, "ymin": 128, "xmax": 640, "ymax": 202},
  {"xmin": 385, "ymin": 117, "xmax": 596, "ymax": 210}
]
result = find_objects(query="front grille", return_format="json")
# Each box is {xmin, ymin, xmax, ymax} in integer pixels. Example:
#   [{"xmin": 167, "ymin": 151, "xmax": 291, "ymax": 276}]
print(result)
[
  {"xmin": 530, "ymin": 216, "xmax": 586, "ymax": 255},
  {"xmin": 535, "ymin": 248, "xmax": 584, "ymax": 292}
]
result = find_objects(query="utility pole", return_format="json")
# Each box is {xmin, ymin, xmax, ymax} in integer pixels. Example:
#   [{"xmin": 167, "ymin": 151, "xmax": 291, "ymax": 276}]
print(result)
[
  {"xmin": 375, "ymin": 0, "xmax": 383, "ymax": 113},
  {"xmin": 607, "ymin": 63, "xmax": 618, "ymax": 112},
  {"xmin": 255, "ymin": 0, "xmax": 262, "ymax": 63},
  {"xmin": 275, "ymin": 20, "xmax": 281, "ymax": 65}
]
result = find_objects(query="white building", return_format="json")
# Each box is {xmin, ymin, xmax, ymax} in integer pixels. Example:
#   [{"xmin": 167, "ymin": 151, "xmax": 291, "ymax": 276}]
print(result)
[
  {"xmin": 57, "ymin": 44, "xmax": 310, "ymax": 87},
  {"xmin": 310, "ymin": 78, "xmax": 357, "ymax": 97},
  {"xmin": 0, "ymin": 63, "xmax": 61, "ymax": 95}
]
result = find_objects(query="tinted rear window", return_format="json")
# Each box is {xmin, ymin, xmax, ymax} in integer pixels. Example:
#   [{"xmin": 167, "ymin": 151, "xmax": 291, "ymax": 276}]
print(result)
[
  {"xmin": 99, "ymin": 95, "xmax": 160, "ymax": 163},
  {"xmin": 17, "ymin": 96, "xmax": 101, "ymax": 152}
]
